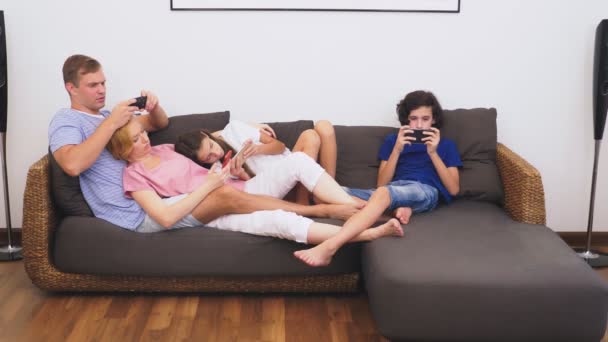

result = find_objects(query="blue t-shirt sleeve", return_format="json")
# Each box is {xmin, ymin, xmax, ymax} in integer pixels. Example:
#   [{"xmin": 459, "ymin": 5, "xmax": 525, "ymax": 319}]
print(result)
[
  {"xmin": 48, "ymin": 112, "xmax": 85, "ymax": 153},
  {"xmin": 442, "ymin": 140, "xmax": 463, "ymax": 168},
  {"xmin": 378, "ymin": 134, "xmax": 398, "ymax": 161}
]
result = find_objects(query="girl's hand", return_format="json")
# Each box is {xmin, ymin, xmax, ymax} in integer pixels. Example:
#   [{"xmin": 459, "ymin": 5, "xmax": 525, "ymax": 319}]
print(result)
[
  {"xmin": 424, "ymin": 127, "xmax": 441, "ymax": 154},
  {"xmin": 205, "ymin": 162, "xmax": 229, "ymax": 190},
  {"xmin": 229, "ymin": 151, "xmax": 247, "ymax": 177},
  {"xmin": 255, "ymin": 123, "xmax": 276, "ymax": 138},
  {"xmin": 394, "ymin": 125, "xmax": 415, "ymax": 154},
  {"xmin": 240, "ymin": 139, "xmax": 260, "ymax": 159}
]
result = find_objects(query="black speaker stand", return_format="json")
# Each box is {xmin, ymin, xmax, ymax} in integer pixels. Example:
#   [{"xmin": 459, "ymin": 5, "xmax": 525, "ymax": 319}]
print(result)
[
  {"xmin": 0, "ymin": 132, "xmax": 21, "ymax": 261},
  {"xmin": 576, "ymin": 140, "xmax": 607, "ymax": 267}
]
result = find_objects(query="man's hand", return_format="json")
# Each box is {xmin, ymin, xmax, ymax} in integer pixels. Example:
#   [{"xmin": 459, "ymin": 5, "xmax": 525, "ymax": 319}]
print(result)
[
  {"xmin": 424, "ymin": 127, "xmax": 441, "ymax": 154},
  {"xmin": 108, "ymin": 99, "xmax": 136, "ymax": 129},
  {"xmin": 140, "ymin": 90, "xmax": 159, "ymax": 113},
  {"xmin": 393, "ymin": 125, "xmax": 415, "ymax": 154}
]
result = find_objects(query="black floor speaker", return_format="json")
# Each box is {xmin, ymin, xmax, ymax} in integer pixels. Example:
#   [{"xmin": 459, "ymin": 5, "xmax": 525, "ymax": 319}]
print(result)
[
  {"xmin": 0, "ymin": 11, "xmax": 6, "ymax": 134},
  {"xmin": 594, "ymin": 19, "xmax": 608, "ymax": 140}
]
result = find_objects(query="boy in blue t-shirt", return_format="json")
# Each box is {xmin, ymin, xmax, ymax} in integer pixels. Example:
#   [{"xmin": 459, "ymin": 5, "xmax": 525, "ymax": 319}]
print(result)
[
  {"xmin": 294, "ymin": 90, "xmax": 461, "ymax": 267},
  {"xmin": 347, "ymin": 90, "xmax": 462, "ymax": 224}
]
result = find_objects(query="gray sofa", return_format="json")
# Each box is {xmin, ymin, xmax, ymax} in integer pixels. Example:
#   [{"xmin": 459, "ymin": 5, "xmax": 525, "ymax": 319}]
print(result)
[{"xmin": 23, "ymin": 109, "xmax": 608, "ymax": 341}]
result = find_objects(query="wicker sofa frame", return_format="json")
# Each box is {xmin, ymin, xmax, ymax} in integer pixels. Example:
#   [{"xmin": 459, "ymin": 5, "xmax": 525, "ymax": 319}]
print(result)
[{"xmin": 22, "ymin": 143, "xmax": 545, "ymax": 293}]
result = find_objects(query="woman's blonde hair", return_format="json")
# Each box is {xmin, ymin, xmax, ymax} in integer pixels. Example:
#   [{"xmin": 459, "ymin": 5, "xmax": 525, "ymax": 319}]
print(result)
[{"xmin": 107, "ymin": 118, "xmax": 135, "ymax": 161}]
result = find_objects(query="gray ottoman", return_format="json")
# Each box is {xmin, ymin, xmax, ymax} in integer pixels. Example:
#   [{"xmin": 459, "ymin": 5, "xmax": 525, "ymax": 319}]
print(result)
[{"xmin": 363, "ymin": 200, "xmax": 608, "ymax": 341}]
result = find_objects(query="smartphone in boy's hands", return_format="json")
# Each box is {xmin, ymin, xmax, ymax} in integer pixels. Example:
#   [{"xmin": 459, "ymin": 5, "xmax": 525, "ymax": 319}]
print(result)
[{"xmin": 405, "ymin": 129, "xmax": 432, "ymax": 144}]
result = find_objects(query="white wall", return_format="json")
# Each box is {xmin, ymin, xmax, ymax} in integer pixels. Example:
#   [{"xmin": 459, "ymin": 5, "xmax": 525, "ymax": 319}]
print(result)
[{"xmin": 0, "ymin": 0, "xmax": 606, "ymax": 231}]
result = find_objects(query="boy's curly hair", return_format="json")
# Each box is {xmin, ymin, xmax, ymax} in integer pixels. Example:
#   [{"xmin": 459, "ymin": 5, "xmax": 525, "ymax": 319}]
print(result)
[{"xmin": 396, "ymin": 90, "xmax": 444, "ymax": 128}]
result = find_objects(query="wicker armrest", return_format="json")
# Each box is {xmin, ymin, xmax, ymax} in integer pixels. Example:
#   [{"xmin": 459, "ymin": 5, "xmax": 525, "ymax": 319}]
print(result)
[
  {"xmin": 496, "ymin": 143, "xmax": 546, "ymax": 225},
  {"xmin": 22, "ymin": 155, "xmax": 61, "ymax": 287}
]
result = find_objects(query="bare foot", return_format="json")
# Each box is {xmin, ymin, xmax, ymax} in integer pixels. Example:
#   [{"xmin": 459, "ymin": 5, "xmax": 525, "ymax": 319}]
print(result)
[
  {"xmin": 294, "ymin": 244, "xmax": 335, "ymax": 267},
  {"xmin": 394, "ymin": 207, "xmax": 412, "ymax": 224},
  {"xmin": 375, "ymin": 218, "xmax": 404, "ymax": 238},
  {"xmin": 325, "ymin": 203, "xmax": 364, "ymax": 220}
]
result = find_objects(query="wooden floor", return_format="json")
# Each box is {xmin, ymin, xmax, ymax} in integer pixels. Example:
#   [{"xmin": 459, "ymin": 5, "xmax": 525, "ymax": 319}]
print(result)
[
  {"xmin": 0, "ymin": 245, "xmax": 607, "ymax": 341},
  {"xmin": 0, "ymin": 261, "xmax": 386, "ymax": 342}
]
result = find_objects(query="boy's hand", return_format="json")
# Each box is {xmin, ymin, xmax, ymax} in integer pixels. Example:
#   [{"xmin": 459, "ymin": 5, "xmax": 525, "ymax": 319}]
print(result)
[
  {"xmin": 394, "ymin": 125, "xmax": 415, "ymax": 153},
  {"xmin": 424, "ymin": 127, "xmax": 441, "ymax": 154}
]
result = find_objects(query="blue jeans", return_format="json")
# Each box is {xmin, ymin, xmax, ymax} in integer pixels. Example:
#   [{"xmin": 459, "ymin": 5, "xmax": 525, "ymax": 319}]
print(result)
[{"xmin": 344, "ymin": 180, "xmax": 439, "ymax": 213}]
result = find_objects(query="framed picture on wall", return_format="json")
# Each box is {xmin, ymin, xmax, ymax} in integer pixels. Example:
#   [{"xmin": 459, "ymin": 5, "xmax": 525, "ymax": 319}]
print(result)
[{"xmin": 171, "ymin": 0, "xmax": 460, "ymax": 12}]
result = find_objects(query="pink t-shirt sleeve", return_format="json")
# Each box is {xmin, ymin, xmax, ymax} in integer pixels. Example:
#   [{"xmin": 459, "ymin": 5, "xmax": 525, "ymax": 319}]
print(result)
[{"xmin": 123, "ymin": 167, "xmax": 155, "ymax": 198}]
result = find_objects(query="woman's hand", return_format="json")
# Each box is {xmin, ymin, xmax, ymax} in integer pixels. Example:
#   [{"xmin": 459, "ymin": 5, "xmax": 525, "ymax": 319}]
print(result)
[
  {"xmin": 424, "ymin": 127, "xmax": 441, "ymax": 154},
  {"xmin": 205, "ymin": 162, "xmax": 229, "ymax": 190}
]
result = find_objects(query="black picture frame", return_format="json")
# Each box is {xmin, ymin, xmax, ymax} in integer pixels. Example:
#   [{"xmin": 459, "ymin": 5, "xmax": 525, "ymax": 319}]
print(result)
[{"xmin": 170, "ymin": 0, "xmax": 460, "ymax": 13}]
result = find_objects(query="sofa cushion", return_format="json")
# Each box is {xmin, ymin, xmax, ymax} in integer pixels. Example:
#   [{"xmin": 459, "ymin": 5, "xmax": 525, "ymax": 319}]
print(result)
[
  {"xmin": 53, "ymin": 216, "xmax": 361, "ymax": 277},
  {"xmin": 149, "ymin": 111, "xmax": 230, "ymax": 146},
  {"xmin": 362, "ymin": 200, "xmax": 608, "ymax": 341},
  {"xmin": 334, "ymin": 125, "xmax": 397, "ymax": 189},
  {"xmin": 442, "ymin": 108, "xmax": 504, "ymax": 204},
  {"xmin": 265, "ymin": 120, "xmax": 314, "ymax": 150},
  {"xmin": 48, "ymin": 148, "xmax": 93, "ymax": 217}
]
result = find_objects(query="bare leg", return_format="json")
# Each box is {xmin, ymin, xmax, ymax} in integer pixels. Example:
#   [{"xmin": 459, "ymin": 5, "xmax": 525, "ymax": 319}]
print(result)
[
  {"xmin": 311, "ymin": 173, "xmax": 358, "ymax": 205},
  {"xmin": 306, "ymin": 219, "xmax": 403, "ymax": 245},
  {"xmin": 294, "ymin": 187, "xmax": 392, "ymax": 267},
  {"xmin": 314, "ymin": 120, "xmax": 337, "ymax": 178},
  {"xmin": 191, "ymin": 185, "xmax": 357, "ymax": 224},
  {"xmin": 292, "ymin": 129, "xmax": 321, "ymax": 204},
  {"xmin": 394, "ymin": 207, "xmax": 413, "ymax": 224}
]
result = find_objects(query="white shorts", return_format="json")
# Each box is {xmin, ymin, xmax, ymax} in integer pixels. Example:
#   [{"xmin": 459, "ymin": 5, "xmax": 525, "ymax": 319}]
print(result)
[
  {"xmin": 135, "ymin": 194, "xmax": 204, "ymax": 233},
  {"xmin": 244, "ymin": 152, "xmax": 324, "ymax": 199},
  {"xmin": 206, "ymin": 209, "xmax": 312, "ymax": 243}
]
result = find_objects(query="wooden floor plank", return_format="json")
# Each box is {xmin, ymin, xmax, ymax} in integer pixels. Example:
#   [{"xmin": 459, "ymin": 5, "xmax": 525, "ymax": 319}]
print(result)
[{"xmin": 1, "ymin": 258, "xmax": 606, "ymax": 341}]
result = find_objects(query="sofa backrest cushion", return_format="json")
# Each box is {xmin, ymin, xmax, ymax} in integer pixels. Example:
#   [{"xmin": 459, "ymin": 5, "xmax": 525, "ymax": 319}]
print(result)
[
  {"xmin": 48, "ymin": 148, "xmax": 94, "ymax": 217},
  {"xmin": 335, "ymin": 125, "xmax": 397, "ymax": 189},
  {"xmin": 149, "ymin": 111, "xmax": 231, "ymax": 146},
  {"xmin": 442, "ymin": 108, "xmax": 503, "ymax": 204},
  {"xmin": 265, "ymin": 120, "xmax": 314, "ymax": 150},
  {"xmin": 335, "ymin": 108, "xmax": 504, "ymax": 204}
]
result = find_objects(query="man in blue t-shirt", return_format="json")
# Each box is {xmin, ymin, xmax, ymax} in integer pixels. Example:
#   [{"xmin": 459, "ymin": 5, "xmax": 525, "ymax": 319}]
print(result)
[
  {"xmin": 293, "ymin": 90, "xmax": 462, "ymax": 268},
  {"xmin": 346, "ymin": 90, "xmax": 462, "ymax": 224},
  {"xmin": 49, "ymin": 54, "xmax": 171, "ymax": 229}
]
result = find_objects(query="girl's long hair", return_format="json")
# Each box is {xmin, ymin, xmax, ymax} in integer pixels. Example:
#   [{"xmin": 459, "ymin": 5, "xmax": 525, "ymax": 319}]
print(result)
[{"xmin": 175, "ymin": 129, "xmax": 254, "ymax": 176}]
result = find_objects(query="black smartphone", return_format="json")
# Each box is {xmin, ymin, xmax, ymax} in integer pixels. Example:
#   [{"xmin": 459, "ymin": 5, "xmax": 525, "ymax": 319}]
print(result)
[
  {"xmin": 131, "ymin": 96, "xmax": 147, "ymax": 109},
  {"xmin": 405, "ymin": 129, "xmax": 432, "ymax": 144}
]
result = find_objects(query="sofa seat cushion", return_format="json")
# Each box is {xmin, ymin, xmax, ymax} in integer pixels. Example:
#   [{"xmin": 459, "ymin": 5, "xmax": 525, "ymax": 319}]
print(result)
[
  {"xmin": 53, "ymin": 217, "xmax": 360, "ymax": 277},
  {"xmin": 363, "ymin": 200, "xmax": 608, "ymax": 342}
]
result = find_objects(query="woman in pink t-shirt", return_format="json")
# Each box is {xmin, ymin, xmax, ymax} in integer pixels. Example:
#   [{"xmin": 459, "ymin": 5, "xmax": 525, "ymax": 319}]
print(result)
[{"xmin": 107, "ymin": 118, "xmax": 403, "ymax": 260}]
